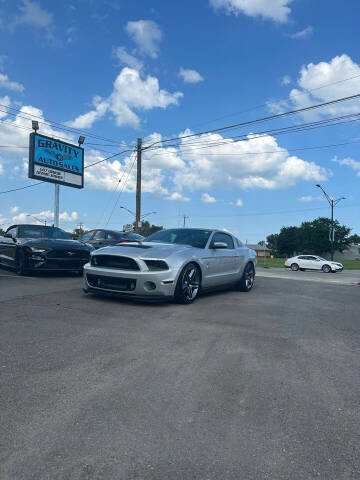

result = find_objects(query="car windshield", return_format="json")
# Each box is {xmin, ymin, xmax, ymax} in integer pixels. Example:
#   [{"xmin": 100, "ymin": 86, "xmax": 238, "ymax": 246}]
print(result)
[
  {"xmin": 146, "ymin": 228, "xmax": 213, "ymax": 248},
  {"xmin": 318, "ymin": 256, "xmax": 326, "ymax": 261},
  {"xmin": 17, "ymin": 225, "xmax": 71, "ymax": 240}
]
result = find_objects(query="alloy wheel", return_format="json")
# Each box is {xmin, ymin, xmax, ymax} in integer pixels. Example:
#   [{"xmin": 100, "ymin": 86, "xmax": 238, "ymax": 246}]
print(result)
[
  {"xmin": 245, "ymin": 263, "xmax": 255, "ymax": 289},
  {"xmin": 181, "ymin": 265, "xmax": 200, "ymax": 302}
]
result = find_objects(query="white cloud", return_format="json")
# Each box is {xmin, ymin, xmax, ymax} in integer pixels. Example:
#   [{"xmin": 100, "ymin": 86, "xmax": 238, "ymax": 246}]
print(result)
[
  {"xmin": 172, "ymin": 130, "xmax": 328, "ymax": 191},
  {"xmin": 125, "ymin": 20, "xmax": 162, "ymax": 58},
  {"xmin": 166, "ymin": 192, "xmax": 190, "ymax": 202},
  {"xmin": 0, "ymin": 95, "xmax": 11, "ymax": 119},
  {"xmin": 0, "ymin": 160, "xmax": 3, "ymax": 175},
  {"xmin": 268, "ymin": 55, "xmax": 360, "ymax": 118},
  {"xmin": 210, "ymin": 0, "xmax": 294, "ymax": 23},
  {"xmin": 201, "ymin": 192, "xmax": 216, "ymax": 203},
  {"xmin": 113, "ymin": 46, "xmax": 143, "ymax": 71},
  {"xmin": 10, "ymin": 206, "xmax": 20, "ymax": 213},
  {"xmin": 66, "ymin": 68, "xmax": 183, "ymax": 129},
  {"xmin": 0, "ymin": 73, "xmax": 24, "ymax": 92},
  {"xmin": 286, "ymin": 26, "xmax": 313, "ymax": 39},
  {"xmin": 11, "ymin": 0, "xmax": 54, "ymax": 38},
  {"xmin": 298, "ymin": 195, "xmax": 324, "ymax": 202},
  {"xmin": 65, "ymin": 96, "xmax": 108, "ymax": 129},
  {"xmin": 179, "ymin": 67, "xmax": 204, "ymax": 84},
  {"xmin": 331, "ymin": 155, "xmax": 360, "ymax": 176},
  {"xmin": 236, "ymin": 198, "xmax": 243, "ymax": 206},
  {"xmin": 12, "ymin": 209, "xmax": 78, "ymax": 224},
  {"xmin": 281, "ymin": 75, "xmax": 291, "ymax": 86}
]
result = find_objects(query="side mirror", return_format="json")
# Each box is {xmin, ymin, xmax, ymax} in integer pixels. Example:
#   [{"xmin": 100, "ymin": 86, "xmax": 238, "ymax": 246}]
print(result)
[
  {"xmin": 4, "ymin": 233, "xmax": 14, "ymax": 239},
  {"xmin": 211, "ymin": 242, "xmax": 228, "ymax": 249}
]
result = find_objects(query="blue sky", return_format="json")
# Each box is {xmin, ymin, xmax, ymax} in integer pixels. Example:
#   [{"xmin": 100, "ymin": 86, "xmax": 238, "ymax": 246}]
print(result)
[{"xmin": 0, "ymin": 0, "xmax": 360, "ymax": 242}]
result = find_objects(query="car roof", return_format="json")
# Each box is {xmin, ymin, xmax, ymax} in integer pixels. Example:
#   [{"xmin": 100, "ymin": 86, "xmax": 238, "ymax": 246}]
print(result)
[{"xmin": 6, "ymin": 224, "xmax": 58, "ymax": 231}]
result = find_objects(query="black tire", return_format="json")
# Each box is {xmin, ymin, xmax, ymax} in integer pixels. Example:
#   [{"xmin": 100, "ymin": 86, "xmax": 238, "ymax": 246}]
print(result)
[
  {"xmin": 322, "ymin": 264, "xmax": 331, "ymax": 273},
  {"xmin": 237, "ymin": 262, "xmax": 255, "ymax": 292},
  {"xmin": 15, "ymin": 250, "xmax": 28, "ymax": 276},
  {"xmin": 291, "ymin": 263, "xmax": 299, "ymax": 271},
  {"xmin": 174, "ymin": 262, "xmax": 201, "ymax": 304},
  {"xmin": 300, "ymin": 268, "xmax": 305, "ymax": 271}
]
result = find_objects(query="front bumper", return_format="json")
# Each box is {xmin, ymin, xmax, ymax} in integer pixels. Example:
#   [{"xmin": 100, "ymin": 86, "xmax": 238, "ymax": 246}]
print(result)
[
  {"xmin": 83, "ymin": 263, "xmax": 176, "ymax": 299},
  {"xmin": 27, "ymin": 256, "xmax": 88, "ymax": 271}
]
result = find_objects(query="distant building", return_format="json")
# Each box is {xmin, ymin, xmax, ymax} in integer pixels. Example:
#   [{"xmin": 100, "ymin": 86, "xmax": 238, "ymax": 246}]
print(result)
[{"xmin": 246, "ymin": 243, "xmax": 271, "ymax": 258}]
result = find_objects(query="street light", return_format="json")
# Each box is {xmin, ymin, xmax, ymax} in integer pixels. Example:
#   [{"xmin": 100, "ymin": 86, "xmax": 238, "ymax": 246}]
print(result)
[
  {"xmin": 316, "ymin": 184, "xmax": 346, "ymax": 261},
  {"xmin": 78, "ymin": 136, "xmax": 85, "ymax": 147},
  {"xmin": 120, "ymin": 206, "xmax": 157, "ymax": 230},
  {"xmin": 26, "ymin": 214, "xmax": 46, "ymax": 225},
  {"xmin": 32, "ymin": 120, "xmax": 39, "ymax": 132}
]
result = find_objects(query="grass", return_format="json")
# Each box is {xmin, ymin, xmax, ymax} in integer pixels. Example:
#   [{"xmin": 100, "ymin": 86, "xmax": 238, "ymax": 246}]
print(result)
[{"xmin": 257, "ymin": 257, "xmax": 360, "ymax": 270}]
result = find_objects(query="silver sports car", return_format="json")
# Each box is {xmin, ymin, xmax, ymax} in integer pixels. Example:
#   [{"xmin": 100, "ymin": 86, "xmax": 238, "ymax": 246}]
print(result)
[{"xmin": 83, "ymin": 228, "xmax": 257, "ymax": 304}]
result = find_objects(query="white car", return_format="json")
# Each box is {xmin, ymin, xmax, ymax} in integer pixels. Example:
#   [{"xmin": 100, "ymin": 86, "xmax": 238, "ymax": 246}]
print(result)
[{"xmin": 285, "ymin": 255, "xmax": 343, "ymax": 273}]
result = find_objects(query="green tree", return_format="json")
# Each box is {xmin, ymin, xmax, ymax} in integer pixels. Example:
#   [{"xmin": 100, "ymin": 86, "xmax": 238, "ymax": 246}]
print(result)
[
  {"xmin": 349, "ymin": 233, "xmax": 360, "ymax": 244},
  {"xmin": 135, "ymin": 220, "xmax": 162, "ymax": 237},
  {"xmin": 277, "ymin": 226, "xmax": 300, "ymax": 257},
  {"xmin": 266, "ymin": 233, "xmax": 279, "ymax": 252},
  {"xmin": 297, "ymin": 217, "xmax": 351, "ymax": 255},
  {"xmin": 257, "ymin": 240, "xmax": 266, "ymax": 247},
  {"xmin": 71, "ymin": 227, "xmax": 88, "ymax": 239}
]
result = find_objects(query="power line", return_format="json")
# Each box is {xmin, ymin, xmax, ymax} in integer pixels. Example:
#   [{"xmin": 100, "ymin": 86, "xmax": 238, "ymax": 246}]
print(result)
[
  {"xmin": 0, "ymin": 148, "xmax": 134, "ymax": 195},
  {"xmin": 0, "ymin": 102, "xmax": 135, "ymax": 146},
  {"xmin": 104, "ymin": 152, "xmax": 137, "ymax": 227},
  {"xmin": 143, "ymin": 93, "xmax": 360, "ymax": 149},
  {"xmin": 187, "ymin": 72, "xmax": 360, "ymax": 131}
]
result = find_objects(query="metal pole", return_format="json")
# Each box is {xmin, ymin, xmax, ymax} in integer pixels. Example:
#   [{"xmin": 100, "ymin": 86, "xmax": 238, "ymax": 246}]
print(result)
[
  {"xmin": 331, "ymin": 199, "xmax": 334, "ymax": 261},
  {"xmin": 135, "ymin": 138, "xmax": 142, "ymax": 233},
  {"xmin": 54, "ymin": 183, "xmax": 59, "ymax": 227}
]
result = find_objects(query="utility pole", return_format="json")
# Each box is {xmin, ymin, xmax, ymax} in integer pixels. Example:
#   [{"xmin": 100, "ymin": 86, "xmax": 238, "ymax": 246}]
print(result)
[
  {"xmin": 183, "ymin": 214, "xmax": 189, "ymax": 227},
  {"xmin": 316, "ymin": 184, "xmax": 345, "ymax": 261},
  {"xmin": 54, "ymin": 184, "xmax": 59, "ymax": 227},
  {"xmin": 135, "ymin": 138, "xmax": 142, "ymax": 233}
]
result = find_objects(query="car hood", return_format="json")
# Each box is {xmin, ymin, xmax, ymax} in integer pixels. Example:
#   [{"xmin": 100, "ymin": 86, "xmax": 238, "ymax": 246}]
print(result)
[
  {"xmin": 94, "ymin": 242, "xmax": 195, "ymax": 259},
  {"xmin": 19, "ymin": 238, "xmax": 91, "ymax": 250}
]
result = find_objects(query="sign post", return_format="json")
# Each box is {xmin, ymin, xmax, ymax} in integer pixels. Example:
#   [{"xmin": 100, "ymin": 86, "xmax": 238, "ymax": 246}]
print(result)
[{"xmin": 29, "ymin": 132, "xmax": 84, "ymax": 226}]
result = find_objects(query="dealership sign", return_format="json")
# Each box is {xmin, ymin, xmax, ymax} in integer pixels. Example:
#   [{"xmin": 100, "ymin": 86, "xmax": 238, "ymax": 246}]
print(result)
[{"xmin": 29, "ymin": 133, "xmax": 84, "ymax": 189}]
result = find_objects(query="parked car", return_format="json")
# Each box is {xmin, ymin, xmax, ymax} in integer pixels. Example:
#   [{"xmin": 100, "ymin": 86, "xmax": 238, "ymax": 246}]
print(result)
[
  {"xmin": 0, "ymin": 224, "xmax": 94, "ymax": 275},
  {"xmin": 285, "ymin": 255, "xmax": 343, "ymax": 273},
  {"xmin": 79, "ymin": 229, "xmax": 144, "ymax": 249},
  {"xmin": 83, "ymin": 228, "xmax": 257, "ymax": 304}
]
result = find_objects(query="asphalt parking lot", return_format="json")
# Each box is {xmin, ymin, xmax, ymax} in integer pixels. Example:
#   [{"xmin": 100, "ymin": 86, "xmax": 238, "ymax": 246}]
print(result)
[{"xmin": 1, "ymin": 266, "xmax": 360, "ymax": 480}]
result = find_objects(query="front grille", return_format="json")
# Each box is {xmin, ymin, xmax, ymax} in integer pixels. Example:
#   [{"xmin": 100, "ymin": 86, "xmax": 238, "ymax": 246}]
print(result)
[
  {"xmin": 87, "ymin": 274, "xmax": 136, "ymax": 292},
  {"xmin": 46, "ymin": 250, "xmax": 90, "ymax": 260},
  {"xmin": 91, "ymin": 255, "xmax": 140, "ymax": 270}
]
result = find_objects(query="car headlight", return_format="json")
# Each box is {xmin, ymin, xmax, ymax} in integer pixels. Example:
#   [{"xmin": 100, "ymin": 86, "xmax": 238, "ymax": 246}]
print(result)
[{"xmin": 144, "ymin": 259, "xmax": 169, "ymax": 271}]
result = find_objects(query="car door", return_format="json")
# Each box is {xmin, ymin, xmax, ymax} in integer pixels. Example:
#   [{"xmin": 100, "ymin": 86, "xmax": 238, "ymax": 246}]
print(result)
[
  {"xmin": 91, "ymin": 230, "xmax": 107, "ymax": 249},
  {"xmin": 309, "ymin": 256, "xmax": 322, "ymax": 270},
  {"xmin": 297, "ymin": 255, "xmax": 311, "ymax": 269},
  {"xmin": 0, "ymin": 227, "xmax": 18, "ymax": 266},
  {"xmin": 202, "ymin": 232, "xmax": 239, "ymax": 287}
]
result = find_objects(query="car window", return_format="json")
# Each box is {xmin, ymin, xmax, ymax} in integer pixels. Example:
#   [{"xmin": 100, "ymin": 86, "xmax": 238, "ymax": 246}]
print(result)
[
  {"xmin": 93, "ymin": 230, "xmax": 106, "ymax": 240},
  {"xmin": 17, "ymin": 226, "xmax": 71, "ymax": 239},
  {"xmin": 212, "ymin": 232, "xmax": 234, "ymax": 249},
  {"xmin": 309, "ymin": 256, "xmax": 318, "ymax": 260},
  {"xmin": 298, "ymin": 256, "xmax": 307, "ymax": 260},
  {"xmin": 6, "ymin": 227, "xmax": 17, "ymax": 237},
  {"xmin": 146, "ymin": 229, "xmax": 212, "ymax": 249},
  {"xmin": 80, "ymin": 231, "xmax": 94, "ymax": 241}
]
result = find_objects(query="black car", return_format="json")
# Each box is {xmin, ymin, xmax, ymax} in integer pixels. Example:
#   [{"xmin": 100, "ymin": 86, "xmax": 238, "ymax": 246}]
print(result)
[
  {"xmin": 79, "ymin": 229, "xmax": 144, "ymax": 249},
  {"xmin": 0, "ymin": 224, "xmax": 94, "ymax": 275}
]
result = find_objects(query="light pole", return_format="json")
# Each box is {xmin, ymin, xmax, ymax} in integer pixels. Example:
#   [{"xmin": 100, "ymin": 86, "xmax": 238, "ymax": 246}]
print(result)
[
  {"xmin": 316, "ymin": 184, "xmax": 345, "ymax": 261},
  {"xmin": 120, "ymin": 206, "xmax": 157, "ymax": 230},
  {"xmin": 26, "ymin": 214, "xmax": 46, "ymax": 225}
]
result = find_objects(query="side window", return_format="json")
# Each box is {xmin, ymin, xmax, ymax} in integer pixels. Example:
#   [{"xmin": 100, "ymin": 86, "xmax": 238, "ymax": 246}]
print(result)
[
  {"xmin": 309, "ymin": 256, "xmax": 318, "ymax": 261},
  {"xmin": 6, "ymin": 227, "xmax": 17, "ymax": 237},
  {"xmin": 80, "ymin": 231, "xmax": 94, "ymax": 241},
  {"xmin": 298, "ymin": 256, "xmax": 306, "ymax": 260},
  {"xmin": 212, "ymin": 232, "xmax": 234, "ymax": 249},
  {"xmin": 93, "ymin": 230, "xmax": 106, "ymax": 240}
]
